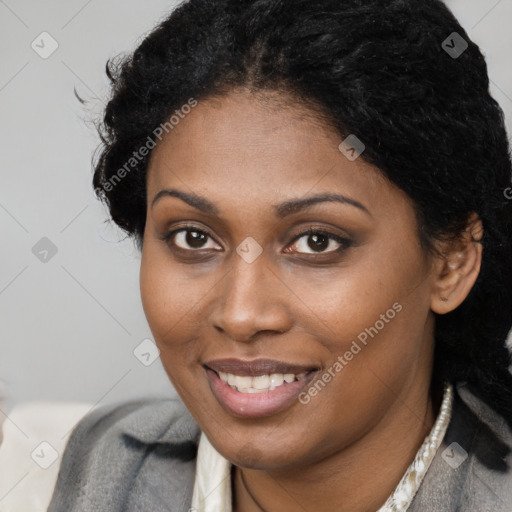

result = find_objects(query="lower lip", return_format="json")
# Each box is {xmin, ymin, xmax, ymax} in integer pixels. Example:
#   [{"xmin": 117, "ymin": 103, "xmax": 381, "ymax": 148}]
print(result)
[{"xmin": 205, "ymin": 368, "xmax": 316, "ymax": 418}]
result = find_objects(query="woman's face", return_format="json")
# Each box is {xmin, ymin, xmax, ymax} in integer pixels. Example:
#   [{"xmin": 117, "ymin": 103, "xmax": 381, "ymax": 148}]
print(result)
[{"xmin": 140, "ymin": 89, "xmax": 437, "ymax": 470}]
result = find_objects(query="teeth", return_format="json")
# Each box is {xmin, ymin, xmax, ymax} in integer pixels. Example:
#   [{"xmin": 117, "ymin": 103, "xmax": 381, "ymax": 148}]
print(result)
[
  {"xmin": 241, "ymin": 388, "xmax": 266, "ymax": 394},
  {"xmin": 234, "ymin": 376, "xmax": 252, "ymax": 390},
  {"xmin": 253, "ymin": 375, "xmax": 270, "ymax": 390},
  {"xmin": 269, "ymin": 373, "xmax": 284, "ymax": 390},
  {"xmin": 217, "ymin": 371, "xmax": 308, "ymax": 393}
]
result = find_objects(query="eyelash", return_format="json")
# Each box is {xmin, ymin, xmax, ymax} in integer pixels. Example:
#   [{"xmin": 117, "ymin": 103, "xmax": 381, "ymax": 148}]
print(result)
[{"xmin": 160, "ymin": 224, "xmax": 353, "ymax": 257}]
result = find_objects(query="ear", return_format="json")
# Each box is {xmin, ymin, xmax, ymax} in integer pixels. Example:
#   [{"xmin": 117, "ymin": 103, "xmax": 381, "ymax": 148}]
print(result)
[{"xmin": 431, "ymin": 213, "xmax": 483, "ymax": 314}]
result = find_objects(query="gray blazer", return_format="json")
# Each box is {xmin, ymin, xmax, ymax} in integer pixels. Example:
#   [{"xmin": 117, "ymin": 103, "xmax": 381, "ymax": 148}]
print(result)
[{"xmin": 47, "ymin": 383, "xmax": 512, "ymax": 511}]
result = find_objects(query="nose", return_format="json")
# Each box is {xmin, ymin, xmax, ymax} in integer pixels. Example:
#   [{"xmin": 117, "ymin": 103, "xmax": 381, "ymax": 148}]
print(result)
[{"xmin": 210, "ymin": 253, "xmax": 293, "ymax": 343}]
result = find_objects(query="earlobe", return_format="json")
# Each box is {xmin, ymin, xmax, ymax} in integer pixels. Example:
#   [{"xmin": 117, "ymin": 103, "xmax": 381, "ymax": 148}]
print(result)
[{"xmin": 431, "ymin": 214, "xmax": 483, "ymax": 314}]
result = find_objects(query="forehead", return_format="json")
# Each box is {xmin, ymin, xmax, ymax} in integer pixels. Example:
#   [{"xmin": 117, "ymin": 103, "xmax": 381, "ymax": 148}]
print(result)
[{"xmin": 146, "ymin": 90, "xmax": 387, "ymax": 204}]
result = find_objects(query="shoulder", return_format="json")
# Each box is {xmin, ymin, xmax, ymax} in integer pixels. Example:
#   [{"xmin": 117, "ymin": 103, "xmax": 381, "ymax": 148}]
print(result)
[
  {"xmin": 410, "ymin": 382, "xmax": 512, "ymax": 512},
  {"xmin": 48, "ymin": 397, "xmax": 201, "ymax": 512},
  {"xmin": 53, "ymin": 396, "xmax": 200, "ymax": 447}
]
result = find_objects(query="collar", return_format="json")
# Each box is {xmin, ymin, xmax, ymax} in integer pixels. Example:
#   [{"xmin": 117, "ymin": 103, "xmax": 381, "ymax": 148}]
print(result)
[{"xmin": 376, "ymin": 381, "xmax": 453, "ymax": 511}]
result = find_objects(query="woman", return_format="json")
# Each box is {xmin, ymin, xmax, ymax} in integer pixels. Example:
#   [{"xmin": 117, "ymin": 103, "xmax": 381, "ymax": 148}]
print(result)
[{"xmin": 48, "ymin": 0, "xmax": 512, "ymax": 510}]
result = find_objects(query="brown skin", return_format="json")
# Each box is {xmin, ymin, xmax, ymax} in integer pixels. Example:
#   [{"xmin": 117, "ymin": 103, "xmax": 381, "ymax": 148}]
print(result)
[{"xmin": 139, "ymin": 89, "xmax": 482, "ymax": 512}]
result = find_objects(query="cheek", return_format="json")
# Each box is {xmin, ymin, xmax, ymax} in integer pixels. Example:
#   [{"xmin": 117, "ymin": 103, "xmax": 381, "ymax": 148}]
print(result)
[
  {"xmin": 139, "ymin": 246, "xmax": 198, "ymax": 353},
  {"xmin": 315, "ymin": 276, "xmax": 431, "ymax": 420},
  {"xmin": 293, "ymin": 237, "xmax": 431, "ymax": 400},
  {"xmin": 287, "ymin": 239, "xmax": 426, "ymax": 350},
  {"xmin": 139, "ymin": 254, "xmax": 198, "ymax": 398}
]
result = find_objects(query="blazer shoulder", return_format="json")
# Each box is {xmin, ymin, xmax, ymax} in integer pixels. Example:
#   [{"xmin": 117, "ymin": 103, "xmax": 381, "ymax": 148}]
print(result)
[
  {"xmin": 55, "ymin": 397, "xmax": 198, "ymax": 449},
  {"xmin": 47, "ymin": 398, "xmax": 200, "ymax": 511},
  {"xmin": 410, "ymin": 383, "xmax": 512, "ymax": 512}
]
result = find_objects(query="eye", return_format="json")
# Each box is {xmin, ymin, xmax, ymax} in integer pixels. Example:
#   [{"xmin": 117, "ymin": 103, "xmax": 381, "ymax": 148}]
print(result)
[
  {"xmin": 160, "ymin": 224, "xmax": 352, "ymax": 257},
  {"xmin": 285, "ymin": 228, "xmax": 352, "ymax": 255},
  {"xmin": 162, "ymin": 225, "xmax": 221, "ymax": 251}
]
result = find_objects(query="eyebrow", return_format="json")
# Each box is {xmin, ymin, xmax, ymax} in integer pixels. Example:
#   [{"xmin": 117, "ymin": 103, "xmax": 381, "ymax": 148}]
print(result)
[
  {"xmin": 152, "ymin": 188, "xmax": 219, "ymax": 215},
  {"xmin": 151, "ymin": 188, "xmax": 370, "ymax": 218}
]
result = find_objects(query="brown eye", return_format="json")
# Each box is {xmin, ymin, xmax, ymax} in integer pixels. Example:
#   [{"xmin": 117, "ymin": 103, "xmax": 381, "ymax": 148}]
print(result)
[
  {"xmin": 164, "ymin": 227, "xmax": 221, "ymax": 251},
  {"xmin": 287, "ymin": 229, "xmax": 352, "ymax": 255}
]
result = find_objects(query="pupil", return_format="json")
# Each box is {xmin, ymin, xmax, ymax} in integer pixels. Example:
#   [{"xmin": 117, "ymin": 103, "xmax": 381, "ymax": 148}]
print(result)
[
  {"xmin": 308, "ymin": 234, "xmax": 328, "ymax": 252},
  {"xmin": 187, "ymin": 230, "xmax": 206, "ymax": 248}
]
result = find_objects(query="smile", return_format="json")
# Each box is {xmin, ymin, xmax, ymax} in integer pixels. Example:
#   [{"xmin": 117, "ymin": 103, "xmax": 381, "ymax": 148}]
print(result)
[{"xmin": 204, "ymin": 359, "xmax": 318, "ymax": 417}]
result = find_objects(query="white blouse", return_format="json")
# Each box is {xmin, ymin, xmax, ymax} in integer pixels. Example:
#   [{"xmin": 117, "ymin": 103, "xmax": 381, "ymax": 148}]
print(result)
[{"xmin": 191, "ymin": 382, "xmax": 454, "ymax": 512}]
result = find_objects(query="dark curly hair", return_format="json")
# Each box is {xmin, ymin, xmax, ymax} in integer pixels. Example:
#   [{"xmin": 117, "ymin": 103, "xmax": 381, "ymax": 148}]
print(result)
[{"xmin": 91, "ymin": 0, "xmax": 512, "ymax": 445}]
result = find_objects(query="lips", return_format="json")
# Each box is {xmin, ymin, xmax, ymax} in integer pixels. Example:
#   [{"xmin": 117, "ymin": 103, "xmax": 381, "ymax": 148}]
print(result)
[{"xmin": 204, "ymin": 358, "xmax": 319, "ymax": 418}]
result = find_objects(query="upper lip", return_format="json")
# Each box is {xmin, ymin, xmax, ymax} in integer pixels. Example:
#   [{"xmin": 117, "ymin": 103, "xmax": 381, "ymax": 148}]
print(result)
[{"xmin": 204, "ymin": 358, "xmax": 318, "ymax": 377}]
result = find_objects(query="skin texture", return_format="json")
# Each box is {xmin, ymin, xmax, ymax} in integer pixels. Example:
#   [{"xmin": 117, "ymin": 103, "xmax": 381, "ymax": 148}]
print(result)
[{"xmin": 139, "ymin": 89, "xmax": 482, "ymax": 512}]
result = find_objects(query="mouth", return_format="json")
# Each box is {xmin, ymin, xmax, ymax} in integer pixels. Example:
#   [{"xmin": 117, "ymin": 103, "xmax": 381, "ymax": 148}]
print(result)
[{"xmin": 204, "ymin": 359, "xmax": 319, "ymax": 418}]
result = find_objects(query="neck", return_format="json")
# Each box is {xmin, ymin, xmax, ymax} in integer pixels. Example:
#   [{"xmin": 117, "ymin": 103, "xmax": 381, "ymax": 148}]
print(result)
[{"xmin": 232, "ymin": 384, "xmax": 438, "ymax": 512}]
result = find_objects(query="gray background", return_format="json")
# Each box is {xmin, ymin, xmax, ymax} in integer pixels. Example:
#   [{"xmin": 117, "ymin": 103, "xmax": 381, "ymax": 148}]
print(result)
[{"xmin": 1, "ymin": 0, "xmax": 511, "ymax": 412}]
